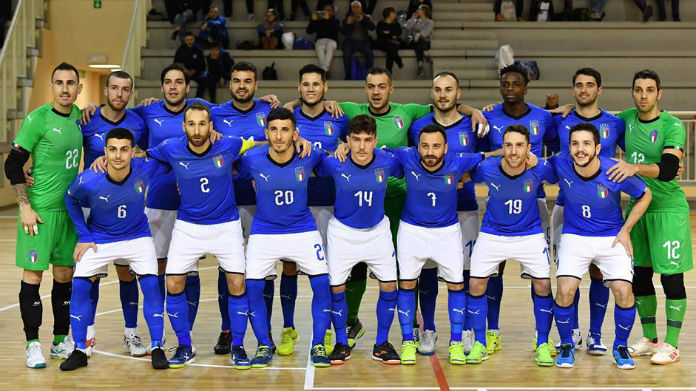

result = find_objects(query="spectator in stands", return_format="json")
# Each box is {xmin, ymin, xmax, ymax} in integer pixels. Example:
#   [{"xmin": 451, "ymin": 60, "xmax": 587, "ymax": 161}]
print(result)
[
  {"xmin": 174, "ymin": 32, "xmax": 207, "ymax": 97},
  {"xmin": 631, "ymin": 0, "xmax": 654, "ymax": 21},
  {"xmin": 267, "ymin": 0, "xmax": 286, "ymax": 20},
  {"xmin": 199, "ymin": 6, "xmax": 229, "ymax": 49},
  {"xmin": 166, "ymin": 0, "xmax": 201, "ymax": 40},
  {"xmin": 222, "ymin": 0, "xmax": 255, "ymax": 21},
  {"xmin": 257, "ymin": 8, "xmax": 284, "ymax": 49},
  {"xmin": 0, "ymin": 0, "xmax": 11, "ymax": 48},
  {"xmin": 494, "ymin": 0, "xmax": 523, "ymax": 21},
  {"xmin": 290, "ymin": 0, "xmax": 311, "ymax": 20},
  {"xmin": 544, "ymin": 92, "xmax": 559, "ymax": 110},
  {"xmin": 407, "ymin": 0, "xmax": 432, "ymax": 17},
  {"xmin": 205, "ymin": 41, "xmax": 234, "ymax": 103},
  {"xmin": 375, "ymin": 7, "xmax": 403, "ymax": 74},
  {"xmin": 307, "ymin": 3, "xmax": 341, "ymax": 75},
  {"xmin": 404, "ymin": 4, "xmax": 432, "ymax": 76},
  {"xmin": 341, "ymin": 0, "xmax": 375, "ymax": 80},
  {"xmin": 656, "ymin": 0, "xmax": 679, "ymax": 21}
]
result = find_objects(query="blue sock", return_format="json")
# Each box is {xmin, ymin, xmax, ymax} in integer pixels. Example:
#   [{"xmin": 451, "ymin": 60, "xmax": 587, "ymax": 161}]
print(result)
[
  {"xmin": 70, "ymin": 278, "xmax": 93, "ymax": 349},
  {"xmin": 572, "ymin": 287, "xmax": 580, "ymax": 330},
  {"xmin": 309, "ymin": 275, "xmax": 331, "ymax": 346},
  {"xmin": 246, "ymin": 279, "xmax": 271, "ymax": 346},
  {"xmin": 486, "ymin": 276, "xmax": 503, "ymax": 330},
  {"xmin": 589, "ymin": 278, "xmax": 610, "ymax": 335},
  {"xmin": 139, "ymin": 275, "xmax": 164, "ymax": 348},
  {"xmin": 448, "ymin": 288, "xmax": 466, "ymax": 342},
  {"xmin": 184, "ymin": 275, "xmax": 200, "ymax": 332},
  {"xmin": 534, "ymin": 293, "xmax": 553, "ymax": 348},
  {"xmin": 166, "ymin": 291, "xmax": 191, "ymax": 346},
  {"xmin": 613, "ymin": 304, "xmax": 636, "ymax": 349},
  {"xmin": 418, "ymin": 268, "xmax": 438, "ymax": 331},
  {"xmin": 88, "ymin": 278, "xmax": 100, "ymax": 327},
  {"xmin": 554, "ymin": 301, "xmax": 574, "ymax": 346},
  {"xmin": 463, "ymin": 270, "xmax": 471, "ymax": 330},
  {"xmin": 468, "ymin": 293, "xmax": 487, "ymax": 346},
  {"xmin": 229, "ymin": 293, "xmax": 249, "ymax": 347},
  {"xmin": 263, "ymin": 279, "xmax": 274, "ymax": 331},
  {"xmin": 218, "ymin": 271, "xmax": 230, "ymax": 331},
  {"xmin": 157, "ymin": 275, "xmax": 165, "ymax": 300},
  {"xmin": 280, "ymin": 274, "xmax": 298, "ymax": 328},
  {"xmin": 397, "ymin": 288, "xmax": 416, "ymax": 341},
  {"xmin": 120, "ymin": 279, "xmax": 139, "ymax": 329},
  {"xmin": 376, "ymin": 289, "xmax": 397, "ymax": 345},
  {"xmin": 331, "ymin": 291, "xmax": 349, "ymax": 345}
]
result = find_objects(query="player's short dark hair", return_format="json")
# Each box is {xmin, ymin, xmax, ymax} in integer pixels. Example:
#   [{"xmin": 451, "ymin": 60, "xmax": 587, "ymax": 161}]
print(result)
[
  {"xmin": 267, "ymin": 107, "xmax": 296, "ymax": 127},
  {"xmin": 183, "ymin": 31, "xmax": 195, "ymax": 38},
  {"xmin": 160, "ymin": 63, "xmax": 190, "ymax": 85},
  {"xmin": 349, "ymin": 115, "xmax": 377, "ymax": 136},
  {"xmin": 433, "ymin": 71, "xmax": 460, "ymax": 86},
  {"xmin": 209, "ymin": 41, "xmax": 221, "ymax": 49},
  {"xmin": 569, "ymin": 122, "xmax": 600, "ymax": 146},
  {"xmin": 367, "ymin": 67, "xmax": 392, "ymax": 84},
  {"xmin": 418, "ymin": 124, "xmax": 447, "ymax": 143},
  {"xmin": 382, "ymin": 6, "xmax": 395, "ymax": 18},
  {"xmin": 632, "ymin": 69, "xmax": 661, "ymax": 90},
  {"xmin": 105, "ymin": 70, "xmax": 133, "ymax": 88},
  {"xmin": 51, "ymin": 62, "xmax": 80, "ymax": 82},
  {"xmin": 105, "ymin": 127, "xmax": 135, "ymax": 146},
  {"xmin": 503, "ymin": 124, "xmax": 530, "ymax": 143},
  {"xmin": 572, "ymin": 67, "xmax": 602, "ymax": 87},
  {"xmin": 231, "ymin": 61, "xmax": 258, "ymax": 80},
  {"xmin": 299, "ymin": 64, "xmax": 326, "ymax": 82},
  {"xmin": 183, "ymin": 102, "xmax": 211, "ymax": 122},
  {"xmin": 499, "ymin": 63, "xmax": 529, "ymax": 86}
]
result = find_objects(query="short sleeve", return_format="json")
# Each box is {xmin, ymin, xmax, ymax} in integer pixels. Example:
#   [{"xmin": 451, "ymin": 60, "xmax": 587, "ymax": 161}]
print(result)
[
  {"xmin": 13, "ymin": 111, "xmax": 45, "ymax": 151},
  {"xmin": 66, "ymin": 173, "xmax": 89, "ymax": 201},
  {"xmin": 147, "ymin": 139, "xmax": 171, "ymax": 164},
  {"xmin": 455, "ymin": 152, "xmax": 484, "ymax": 174},
  {"xmin": 133, "ymin": 114, "xmax": 149, "ymax": 150},
  {"xmin": 234, "ymin": 154, "xmax": 253, "ymax": 180},
  {"xmin": 142, "ymin": 158, "xmax": 171, "ymax": 177},
  {"xmin": 387, "ymin": 154, "xmax": 404, "ymax": 178},
  {"xmin": 664, "ymin": 117, "xmax": 686, "ymax": 150},
  {"xmin": 546, "ymin": 115, "xmax": 562, "ymax": 153},
  {"xmin": 403, "ymin": 103, "xmax": 431, "ymax": 121},
  {"xmin": 539, "ymin": 159, "xmax": 558, "ymax": 184},
  {"xmin": 339, "ymin": 102, "xmax": 361, "ymax": 119},
  {"xmin": 469, "ymin": 163, "xmax": 485, "ymax": 184},
  {"xmin": 619, "ymin": 175, "xmax": 647, "ymax": 199},
  {"xmin": 338, "ymin": 116, "xmax": 350, "ymax": 141},
  {"xmin": 188, "ymin": 97, "xmax": 215, "ymax": 108},
  {"xmin": 542, "ymin": 112, "xmax": 558, "ymax": 146},
  {"xmin": 315, "ymin": 155, "xmax": 337, "ymax": 177},
  {"xmin": 615, "ymin": 117, "xmax": 626, "ymax": 151}
]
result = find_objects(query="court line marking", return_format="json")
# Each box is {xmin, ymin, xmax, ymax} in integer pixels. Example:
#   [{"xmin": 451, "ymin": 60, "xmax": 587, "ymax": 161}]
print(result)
[
  {"xmin": 418, "ymin": 311, "xmax": 449, "ymax": 391},
  {"xmin": 303, "ymin": 341, "xmax": 316, "ymax": 390},
  {"xmin": 93, "ymin": 349, "xmax": 305, "ymax": 370},
  {"xmin": 308, "ymin": 388, "xmax": 696, "ymax": 391}
]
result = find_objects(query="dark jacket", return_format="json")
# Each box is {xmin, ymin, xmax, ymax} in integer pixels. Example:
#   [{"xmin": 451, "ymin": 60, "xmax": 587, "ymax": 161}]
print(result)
[
  {"xmin": 174, "ymin": 44, "xmax": 206, "ymax": 74},
  {"xmin": 376, "ymin": 20, "xmax": 402, "ymax": 43},
  {"xmin": 206, "ymin": 50, "xmax": 234, "ymax": 80},
  {"xmin": 306, "ymin": 17, "xmax": 341, "ymax": 41},
  {"xmin": 407, "ymin": 0, "xmax": 433, "ymax": 16},
  {"xmin": 340, "ymin": 14, "xmax": 375, "ymax": 42}
]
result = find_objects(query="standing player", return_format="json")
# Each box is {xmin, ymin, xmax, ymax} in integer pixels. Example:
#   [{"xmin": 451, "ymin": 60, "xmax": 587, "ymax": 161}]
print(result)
[
  {"xmin": 391, "ymin": 125, "xmax": 484, "ymax": 365},
  {"xmin": 236, "ymin": 108, "xmax": 332, "ymax": 368},
  {"xmin": 146, "ymin": 103, "xmax": 259, "ymax": 369},
  {"xmin": 481, "ymin": 64, "xmax": 556, "ymax": 354},
  {"xmin": 80, "ymin": 70, "xmax": 150, "ymax": 357},
  {"xmin": 605, "ymin": 70, "xmax": 692, "ymax": 365},
  {"xmin": 549, "ymin": 123, "xmax": 651, "ymax": 370},
  {"xmin": 61, "ymin": 128, "xmax": 169, "ymax": 371},
  {"xmin": 408, "ymin": 71, "xmax": 489, "ymax": 354},
  {"xmin": 4, "ymin": 63, "xmax": 83, "ymax": 368},
  {"xmin": 316, "ymin": 115, "xmax": 402, "ymax": 365},
  {"xmin": 548, "ymin": 68, "xmax": 625, "ymax": 353},
  {"xmin": 467, "ymin": 125, "xmax": 557, "ymax": 367}
]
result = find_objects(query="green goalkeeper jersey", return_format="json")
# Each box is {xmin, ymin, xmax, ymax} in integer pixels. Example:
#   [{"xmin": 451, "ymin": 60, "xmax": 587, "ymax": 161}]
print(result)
[
  {"xmin": 339, "ymin": 102, "xmax": 431, "ymax": 197},
  {"xmin": 13, "ymin": 103, "xmax": 83, "ymax": 211},
  {"xmin": 619, "ymin": 108, "xmax": 688, "ymax": 212}
]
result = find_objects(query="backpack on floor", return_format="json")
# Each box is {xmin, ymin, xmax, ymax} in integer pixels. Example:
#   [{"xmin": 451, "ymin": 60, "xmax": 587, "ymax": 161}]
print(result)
[
  {"xmin": 501, "ymin": 1, "xmax": 517, "ymax": 21},
  {"xmin": 262, "ymin": 62, "xmax": 278, "ymax": 80},
  {"xmin": 531, "ymin": 0, "xmax": 554, "ymax": 21}
]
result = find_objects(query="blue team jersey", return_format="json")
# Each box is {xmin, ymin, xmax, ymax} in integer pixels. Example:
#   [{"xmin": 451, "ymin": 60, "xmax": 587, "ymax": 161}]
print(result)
[
  {"xmin": 484, "ymin": 103, "xmax": 556, "ymax": 199},
  {"xmin": 236, "ymin": 146, "xmax": 326, "ymax": 234},
  {"xmin": 147, "ymin": 135, "xmax": 251, "ymax": 225},
  {"xmin": 392, "ymin": 147, "xmax": 483, "ymax": 228},
  {"xmin": 132, "ymin": 98, "xmax": 211, "ymax": 210},
  {"xmin": 316, "ymin": 148, "xmax": 402, "ymax": 228},
  {"xmin": 81, "ymin": 107, "xmax": 147, "ymax": 168},
  {"xmin": 409, "ymin": 113, "xmax": 485, "ymax": 212},
  {"xmin": 65, "ymin": 158, "xmax": 168, "ymax": 243},
  {"xmin": 294, "ymin": 107, "xmax": 350, "ymax": 207},
  {"xmin": 211, "ymin": 99, "xmax": 273, "ymax": 206},
  {"xmin": 550, "ymin": 110, "xmax": 626, "ymax": 206},
  {"xmin": 471, "ymin": 156, "xmax": 558, "ymax": 236},
  {"xmin": 549, "ymin": 154, "xmax": 646, "ymax": 237}
]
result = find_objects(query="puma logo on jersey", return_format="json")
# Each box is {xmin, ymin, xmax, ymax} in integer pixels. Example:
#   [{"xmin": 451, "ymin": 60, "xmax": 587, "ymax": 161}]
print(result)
[
  {"xmin": 410, "ymin": 171, "xmax": 421, "ymax": 181},
  {"xmin": 154, "ymin": 118, "xmax": 164, "ymax": 126},
  {"xmin": 179, "ymin": 161, "xmax": 190, "ymax": 170},
  {"xmin": 539, "ymin": 308, "xmax": 553, "ymax": 314},
  {"xmin": 490, "ymin": 183, "xmax": 501, "ymax": 191},
  {"xmin": 493, "ymin": 125, "xmax": 504, "ymax": 133},
  {"xmin": 32, "ymin": 301, "xmax": 41, "ymax": 307},
  {"xmin": 52, "ymin": 128, "xmax": 62, "ymax": 134},
  {"xmin": 452, "ymin": 307, "xmax": 466, "ymax": 315},
  {"xmin": 70, "ymin": 314, "xmax": 82, "ymax": 321},
  {"xmin": 467, "ymin": 309, "xmax": 480, "ymax": 315},
  {"xmin": 617, "ymin": 324, "xmax": 630, "ymax": 331},
  {"xmin": 280, "ymin": 295, "xmax": 292, "ymax": 300},
  {"xmin": 388, "ymin": 306, "xmax": 397, "ymax": 312},
  {"xmin": 563, "ymin": 178, "xmax": 573, "ymax": 188},
  {"xmin": 153, "ymin": 312, "xmax": 164, "ymax": 318},
  {"xmin": 670, "ymin": 261, "xmax": 679, "ymax": 266},
  {"xmin": 167, "ymin": 312, "xmax": 179, "ymax": 318},
  {"xmin": 94, "ymin": 133, "xmax": 105, "ymax": 141},
  {"xmin": 186, "ymin": 301, "xmax": 198, "ymax": 307},
  {"xmin": 223, "ymin": 119, "xmax": 234, "ymax": 126},
  {"xmin": 595, "ymin": 303, "xmax": 606, "ymax": 309},
  {"xmin": 262, "ymin": 294, "xmax": 273, "ymax": 299},
  {"xmin": 323, "ymin": 309, "xmax": 343, "ymax": 316},
  {"xmin": 78, "ymin": 176, "xmax": 84, "ymax": 185},
  {"xmin": 565, "ymin": 125, "xmax": 571, "ymax": 130},
  {"xmin": 99, "ymin": 195, "xmax": 111, "ymax": 203},
  {"xmin": 669, "ymin": 305, "xmax": 683, "ymax": 312},
  {"xmin": 398, "ymin": 309, "xmax": 411, "ymax": 317},
  {"xmin": 341, "ymin": 173, "xmax": 351, "ymax": 182},
  {"xmin": 259, "ymin": 173, "xmax": 270, "ymax": 182},
  {"xmin": 557, "ymin": 319, "xmax": 570, "ymax": 324}
]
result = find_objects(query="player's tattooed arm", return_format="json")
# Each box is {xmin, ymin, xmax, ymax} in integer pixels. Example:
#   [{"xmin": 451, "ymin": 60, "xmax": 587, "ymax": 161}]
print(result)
[
  {"xmin": 4, "ymin": 144, "xmax": 41, "ymax": 234},
  {"xmin": 614, "ymin": 187, "xmax": 652, "ymax": 258},
  {"xmin": 457, "ymin": 104, "xmax": 489, "ymax": 137},
  {"xmin": 15, "ymin": 184, "xmax": 43, "ymax": 237}
]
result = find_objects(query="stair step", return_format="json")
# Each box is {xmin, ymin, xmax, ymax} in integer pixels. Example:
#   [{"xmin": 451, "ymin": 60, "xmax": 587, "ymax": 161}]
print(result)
[
  {"xmin": 434, "ymin": 58, "xmax": 496, "ymax": 69},
  {"xmin": 430, "ymin": 39, "xmax": 498, "ymax": 50},
  {"xmin": 17, "ymin": 77, "xmax": 33, "ymax": 87},
  {"xmin": 431, "ymin": 11, "xmax": 494, "ymax": 21},
  {"xmin": 432, "ymin": 30, "xmax": 498, "ymax": 40},
  {"xmin": 432, "ymin": 67, "xmax": 498, "ymax": 80},
  {"xmin": 26, "ymin": 47, "xmax": 39, "ymax": 57},
  {"xmin": 7, "ymin": 109, "xmax": 25, "ymax": 120},
  {"xmin": 435, "ymin": 3, "xmax": 491, "ymax": 12}
]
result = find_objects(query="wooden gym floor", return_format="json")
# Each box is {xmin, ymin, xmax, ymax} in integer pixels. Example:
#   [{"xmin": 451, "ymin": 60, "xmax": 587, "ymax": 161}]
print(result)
[{"xmin": 0, "ymin": 208, "xmax": 694, "ymax": 391}]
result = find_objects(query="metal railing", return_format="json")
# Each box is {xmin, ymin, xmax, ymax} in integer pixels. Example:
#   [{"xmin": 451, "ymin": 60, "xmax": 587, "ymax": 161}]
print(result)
[
  {"xmin": 121, "ymin": 0, "xmax": 150, "ymax": 80},
  {"xmin": 0, "ymin": 0, "xmax": 43, "ymax": 144}
]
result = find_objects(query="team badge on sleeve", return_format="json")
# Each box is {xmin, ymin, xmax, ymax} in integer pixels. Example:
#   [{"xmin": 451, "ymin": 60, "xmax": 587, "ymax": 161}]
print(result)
[
  {"xmin": 134, "ymin": 180, "xmax": 145, "ymax": 194},
  {"xmin": 295, "ymin": 166, "xmax": 306, "ymax": 182},
  {"xmin": 649, "ymin": 130, "xmax": 658, "ymax": 143},
  {"xmin": 523, "ymin": 179, "xmax": 533, "ymax": 193},
  {"xmin": 323, "ymin": 121, "xmax": 335, "ymax": 135},
  {"xmin": 459, "ymin": 132, "xmax": 469, "ymax": 146},
  {"xmin": 375, "ymin": 168, "xmax": 385, "ymax": 183},
  {"xmin": 393, "ymin": 116, "xmax": 404, "ymax": 129},
  {"xmin": 529, "ymin": 120, "xmax": 540, "ymax": 136},
  {"xmin": 597, "ymin": 184, "xmax": 608, "ymax": 199},
  {"xmin": 600, "ymin": 123, "xmax": 610, "ymax": 139},
  {"xmin": 256, "ymin": 112, "xmax": 267, "ymax": 127},
  {"xmin": 213, "ymin": 154, "xmax": 224, "ymax": 168},
  {"xmin": 444, "ymin": 173, "xmax": 454, "ymax": 185}
]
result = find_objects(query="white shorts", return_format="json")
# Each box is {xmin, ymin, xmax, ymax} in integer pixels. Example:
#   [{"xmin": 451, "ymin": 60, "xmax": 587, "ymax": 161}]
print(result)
[
  {"xmin": 397, "ymin": 221, "xmax": 464, "ymax": 284},
  {"xmin": 246, "ymin": 230, "xmax": 328, "ymax": 279},
  {"xmin": 327, "ymin": 216, "xmax": 396, "ymax": 285},
  {"xmin": 310, "ymin": 205, "xmax": 334, "ymax": 247},
  {"xmin": 538, "ymin": 198, "xmax": 550, "ymax": 245},
  {"xmin": 459, "ymin": 210, "xmax": 480, "ymax": 271},
  {"xmin": 557, "ymin": 234, "xmax": 633, "ymax": 283},
  {"xmin": 74, "ymin": 237, "xmax": 158, "ymax": 278},
  {"xmin": 470, "ymin": 232, "xmax": 551, "ymax": 279},
  {"xmin": 238, "ymin": 205, "xmax": 257, "ymax": 239},
  {"xmin": 165, "ymin": 219, "xmax": 246, "ymax": 275},
  {"xmin": 145, "ymin": 208, "xmax": 177, "ymax": 259},
  {"xmin": 551, "ymin": 204, "xmax": 564, "ymax": 260}
]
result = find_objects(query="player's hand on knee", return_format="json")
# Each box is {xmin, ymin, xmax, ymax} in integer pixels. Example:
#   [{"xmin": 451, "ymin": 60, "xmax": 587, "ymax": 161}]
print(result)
[
  {"xmin": 20, "ymin": 206, "xmax": 42, "ymax": 237},
  {"xmin": 334, "ymin": 143, "xmax": 349, "ymax": 162},
  {"xmin": 90, "ymin": 156, "xmax": 108, "ymax": 173},
  {"xmin": 606, "ymin": 158, "xmax": 638, "ymax": 183},
  {"xmin": 23, "ymin": 165, "xmax": 34, "ymax": 186},
  {"xmin": 260, "ymin": 94, "xmax": 280, "ymax": 109},
  {"xmin": 296, "ymin": 137, "xmax": 313, "ymax": 157},
  {"xmin": 613, "ymin": 229, "xmax": 633, "ymax": 259},
  {"xmin": 74, "ymin": 242, "xmax": 97, "ymax": 262},
  {"xmin": 81, "ymin": 104, "xmax": 98, "ymax": 125},
  {"xmin": 324, "ymin": 100, "xmax": 344, "ymax": 118}
]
